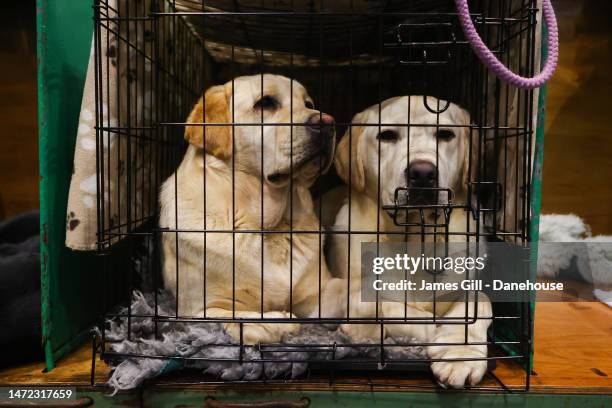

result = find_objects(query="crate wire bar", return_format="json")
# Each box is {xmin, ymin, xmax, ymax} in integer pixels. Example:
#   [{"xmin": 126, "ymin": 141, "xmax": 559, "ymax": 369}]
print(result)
[{"xmin": 93, "ymin": 0, "xmax": 538, "ymax": 391}]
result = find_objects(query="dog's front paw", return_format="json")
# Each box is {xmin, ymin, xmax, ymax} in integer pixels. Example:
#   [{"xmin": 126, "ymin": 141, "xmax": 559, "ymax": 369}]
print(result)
[{"xmin": 430, "ymin": 349, "xmax": 488, "ymax": 389}]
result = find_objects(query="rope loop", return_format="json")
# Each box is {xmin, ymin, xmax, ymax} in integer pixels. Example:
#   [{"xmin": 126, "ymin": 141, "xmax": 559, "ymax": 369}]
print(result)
[{"xmin": 454, "ymin": 0, "xmax": 559, "ymax": 89}]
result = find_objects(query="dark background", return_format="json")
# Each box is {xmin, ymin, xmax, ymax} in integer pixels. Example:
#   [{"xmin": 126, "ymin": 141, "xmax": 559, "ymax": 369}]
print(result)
[{"xmin": 0, "ymin": 2, "xmax": 37, "ymax": 221}]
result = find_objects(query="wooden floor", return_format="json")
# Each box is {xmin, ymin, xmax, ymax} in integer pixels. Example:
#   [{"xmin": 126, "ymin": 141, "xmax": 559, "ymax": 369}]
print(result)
[{"xmin": 531, "ymin": 302, "xmax": 611, "ymax": 392}]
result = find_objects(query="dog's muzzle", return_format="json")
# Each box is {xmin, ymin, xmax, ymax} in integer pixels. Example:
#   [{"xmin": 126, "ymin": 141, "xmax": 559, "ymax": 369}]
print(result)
[
  {"xmin": 405, "ymin": 160, "xmax": 439, "ymax": 205},
  {"xmin": 300, "ymin": 112, "xmax": 336, "ymax": 170},
  {"xmin": 306, "ymin": 112, "xmax": 336, "ymax": 158},
  {"xmin": 266, "ymin": 113, "xmax": 336, "ymax": 184},
  {"xmin": 382, "ymin": 160, "xmax": 454, "ymax": 226}
]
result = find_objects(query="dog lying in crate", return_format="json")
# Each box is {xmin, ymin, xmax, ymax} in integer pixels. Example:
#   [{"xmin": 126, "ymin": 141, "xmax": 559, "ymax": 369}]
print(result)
[
  {"xmin": 159, "ymin": 74, "xmax": 492, "ymax": 388},
  {"xmin": 328, "ymin": 96, "xmax": 493, "ymax": 388},
  {"xmin": 159, "ymin": 74, "xmax": 346, "ymax": 341}
]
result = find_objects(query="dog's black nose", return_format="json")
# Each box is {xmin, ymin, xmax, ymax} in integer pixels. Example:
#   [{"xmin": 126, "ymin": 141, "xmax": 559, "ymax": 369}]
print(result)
[
  {"xmin": 306, "ymin": 113, "xmax": 335, "ymax": 139},
  {"xmin": 407, "ymin": 160, "xmax": 437, "ymax": 187}
]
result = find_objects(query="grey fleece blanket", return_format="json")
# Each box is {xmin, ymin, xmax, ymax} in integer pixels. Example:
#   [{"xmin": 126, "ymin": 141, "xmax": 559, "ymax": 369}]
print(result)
[{"xmin": 104, "ymin": 291, "xmax": 426, "ymax": 391}]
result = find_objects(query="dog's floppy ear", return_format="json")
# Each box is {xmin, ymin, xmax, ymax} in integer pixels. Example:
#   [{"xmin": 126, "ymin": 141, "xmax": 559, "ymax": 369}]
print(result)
[
  {"xmin": 185, "ymin": 84, "xmax": 232, "ymax": 159},
  {"xmin": 457, "ymin": 107, "xmax": 474, "ymax": 193},
  {"xmin": 335, "ymin": 111, "xmax": 366, "ymax": 192}
]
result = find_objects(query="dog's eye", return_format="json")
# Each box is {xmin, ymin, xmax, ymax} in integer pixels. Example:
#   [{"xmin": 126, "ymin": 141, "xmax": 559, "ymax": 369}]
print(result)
[
  {"xmin": 436, "ymin": 129, "xmax": 456, "ymax": 141},
  {"xmin": 305, "ymin": 100, "xmax": 314, "ymax": 109},
  {"xmin": 377, "ymin": 130, "xmax": 399, "ymax": 142},
  {"xmin": 254, "ymin": 95, "xmax": 278, "ymax": 110}
]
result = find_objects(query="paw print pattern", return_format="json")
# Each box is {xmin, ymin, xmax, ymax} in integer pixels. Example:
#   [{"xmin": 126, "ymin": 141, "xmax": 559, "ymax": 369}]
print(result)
[
  {"xmin": 78, "ymin": 104, "xmax": 118, "ymax": 153},
  {"xmin": 66, "ymin": 211, "xmax": 81, "ymax": 231},
  {"xmin": 67, "ymin": 0, "xmax": 169, "ymax": 248}
]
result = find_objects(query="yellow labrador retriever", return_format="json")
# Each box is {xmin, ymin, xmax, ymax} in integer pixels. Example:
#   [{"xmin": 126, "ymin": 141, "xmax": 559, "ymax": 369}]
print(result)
[
  {"xmin": 160, "ymin": 74, "xmax": 345, "ymax": 344},
  {"xmin": 328, "ymin": 96, "xmax": 493, "ymax": 388}
]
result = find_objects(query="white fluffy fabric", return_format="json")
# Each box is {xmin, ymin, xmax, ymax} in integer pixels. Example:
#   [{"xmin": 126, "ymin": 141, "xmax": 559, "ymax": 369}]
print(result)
[
  {"xmin": 537, "ymin": 214, "xmax": 588, "ymax": 279},
  {"xmin": 539, "ymin": 213, "xmax": 591, "ymax": 242},
  {"xmin": 538, "ymin": 214, "xmax": 612, "ymax": 288}
]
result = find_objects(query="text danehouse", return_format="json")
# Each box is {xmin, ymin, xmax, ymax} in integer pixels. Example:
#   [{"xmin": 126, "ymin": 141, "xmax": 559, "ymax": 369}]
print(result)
[{"xmin": 372, "ymin": 279, "xmax": 564, "ymax": 292}]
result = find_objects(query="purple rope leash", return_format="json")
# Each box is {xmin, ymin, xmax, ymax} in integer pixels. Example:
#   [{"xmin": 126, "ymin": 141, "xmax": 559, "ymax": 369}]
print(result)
[{"xmin": 454, "ymin": 0, "xmax": 559, "ymax": 89}]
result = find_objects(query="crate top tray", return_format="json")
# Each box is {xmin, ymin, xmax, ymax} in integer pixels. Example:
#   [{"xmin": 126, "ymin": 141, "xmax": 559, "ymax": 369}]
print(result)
[{"xmin": 174, "ymin": 0, "xmax": 454, "ymax": 66}]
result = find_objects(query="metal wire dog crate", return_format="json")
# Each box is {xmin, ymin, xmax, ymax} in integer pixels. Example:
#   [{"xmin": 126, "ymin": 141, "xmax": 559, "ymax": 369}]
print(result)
[{"xmin": 91, "ymin": 0, "xmax": 546, "ymax": 391}]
